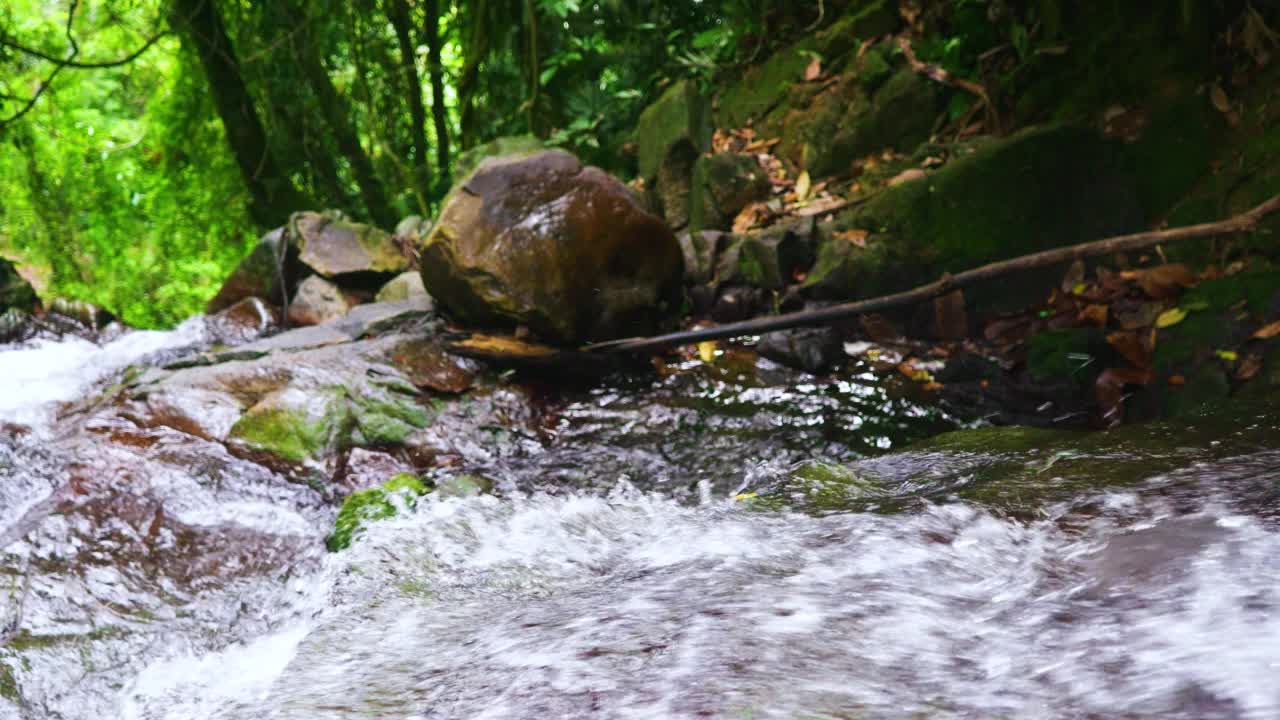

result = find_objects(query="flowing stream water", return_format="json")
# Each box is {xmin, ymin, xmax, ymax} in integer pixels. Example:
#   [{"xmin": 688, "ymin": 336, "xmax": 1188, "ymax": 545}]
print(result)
[{"xmin": 3, "ymin": 325, "xmax": 1280, "ymax": 720}]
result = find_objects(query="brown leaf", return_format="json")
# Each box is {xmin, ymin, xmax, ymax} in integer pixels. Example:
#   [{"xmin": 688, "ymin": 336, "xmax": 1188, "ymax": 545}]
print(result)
[
  {"xmin": 742, "ymin": 137, "xmax": 780, "ymax": 153},
  {"xmin": 1254, "ymin": 320, "xmax": 1280, "ymax": 339},
  {"xmin": 1106, "ymin": 331, "xmax": 1152, "ymax": 370},
  {"xmin": 795, "ymin": 195, "xmax": 846, "ymax": 216},
  {"xmin": 1124, "ymin": 263, "xmax": 1197, "ymax": 299},
  {"xmin": 833, "ymin": 228, "xmax": 869, "ymax": 247},
  {"xmin": 1237, "ymin": 353, "xmax": 1264, "ymax": 381},
  {"xmin": 1112, "ymin": 300, "xmax": 1163, "ymax": 330},
  {"xmin": 887, "ymin": 168, "xmax": 927, "ymax": 187},
  {"xmin": 732, "ymin": 202, "xmax": 771, "ymax": 233},
  {"xmin": 1168, "ymin": 374, "xmax": 1186, "ymax": 386},
  {"xmin": 804, "ymin": 56, "xmax": 822, "ymax": 81},
  {"xmin": 1078, "ymin": 304, "xmax": 1109, "ymax": 327}
]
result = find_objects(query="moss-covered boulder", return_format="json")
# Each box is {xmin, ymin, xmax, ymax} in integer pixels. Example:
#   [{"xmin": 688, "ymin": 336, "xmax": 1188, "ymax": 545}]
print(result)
[
  {"xmin": 805, "ymin": 125, "xmax": 1144, "ymax": 307},
  {"xmin": 419, "ymin": 150, "xmax": 684, "ymax": 344},
  {"xmin": 327, "ymin": 473, "xmax": 428, "ymax": 551},
  {"xmin": 635, "ymin": 80, "xmax": 712, "ymax": 229},
  {"xmin": 716, "ymin": 220, "xmax": 815, "ymax": 290},
  {"xmin": 452, "ymin": 134, "xmax": 545, "ymax": 184},
  {"xmin": 716, "ymin": 1, "xmax": 900, "ymax": 131},
  {"xmin": 375, "ymin": 271, "xmax": 430, "ymax": 304},
  {"xmin": 688, "ymin": 153, "xmax": 771, "ymax": 235}
]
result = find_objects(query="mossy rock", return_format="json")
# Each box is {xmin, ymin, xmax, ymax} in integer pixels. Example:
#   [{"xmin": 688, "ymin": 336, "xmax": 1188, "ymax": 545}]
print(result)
[
  {"xmin": 206, "ymin": 228, "xmax": 289, "ymax": 314},
  {"xmin": 804, "ymin": 68, "xmax": 939, "ymax": 178},
  {"xmin": 715, "ymin": 0, "xmax": 899, "ymax": 130},
  {"xmin": 743, "ymin": 460, "xmax": 889, "ymax": 514},
  {"xmin": 716, "ymin": 225, "xmax": 812, "ymax": 290},
  {"xmin": 688, "ymin": 153, "xmax": 771, "ymax": 235},
  {"xmin": 635, "ymin": 80, "xmax": 711, "ymax": 183},
  {"xmin": 1163, "ymin": 363, "xmax": 1231, "ymax": 419},
  {"xmin": 1026, "ymin": 328, "xmax": 1112, "ymax": 387},
  {"xmin": 230, "ymin": 384, "xmax": 432, "ymax": 465},
  {"xmin": 1181, "ymin": 269, "xmax": 1280, "ymax": 317},
  {"xmin": 1152, "ymin": 311, "xmax": 1238, "ymax": 374},
  {"xmin": 453, "ymin": 135, "xmax": 544, "ymax": 183},
  {"xmin": 327, "ymin": 473, "xmax": 429, "ymax": 551},
  {"xmin": 806, "ymin": 125, "xmax": 1144, "ymax": 308}
]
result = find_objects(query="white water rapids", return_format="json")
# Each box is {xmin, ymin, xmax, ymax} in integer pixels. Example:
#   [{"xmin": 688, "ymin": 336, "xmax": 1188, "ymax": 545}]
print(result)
[{"xmin": 3, "ymin": 328, "xmax": 1280, "ymax": 719}]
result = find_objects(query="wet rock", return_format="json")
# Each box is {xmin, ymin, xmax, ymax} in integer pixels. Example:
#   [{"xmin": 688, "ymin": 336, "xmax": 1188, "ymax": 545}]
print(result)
[
  {"xmin": 393, "ymin": 215, "xmax": 432, "ymax": 247},
  {"xmin": 758, "ymin": 327, "xmax": 844, "ymax": 374},
  {"xmin": 419, "ymin": 150, "xmax": 684, "ymax": 344},
  {"xmin": 678, "ymin": 230, "xmax": 732, "ymax": 285},
  {"xmin": 326, "ymin": 297, "xmax": 433, "ymax": 338},
  {"xmin": 636, "ymin": 80, "xmax": 712, "ymax": 229},
  {"xmin": 710, "ymin": 285, "xmax": 771, "ymax": 323},
  {"xmin": 716, "ymin": 221, "xmax": 814, "ymax": 290},
  {"xmin": 288, "ymin": 275, "xmax": 353, "ymax": 327},
  {"xmin": 688, "ymin": 153, "xmax": 771, "ymax": 234},
  {"xmin": 388, "ymin": 337, "xmax": 481, "ymax": 393},
  {"xmin": 335, "ymin": 448, "xmax": 416, "ymax": 496},
  {"xmin": 376, "ymin": 270, "xmax": 429, "ymax": 304},
  {"xmin": 0, "ymin": 256, "xmax": 38, "ymax": 313},
  {"xmin": 207, "ymin": 227, "xmax": 292, "ymax": 314},
  {"xmin": 291, "ymin": 211, "xmax": 408, "ymax": 281},
  {"xmin": 452, "ymin": 134, "xmax": 544, "ymax": 183},
  {"xmin": 205, "ymin": 296, "xmax": 279, "ymax": 347}
]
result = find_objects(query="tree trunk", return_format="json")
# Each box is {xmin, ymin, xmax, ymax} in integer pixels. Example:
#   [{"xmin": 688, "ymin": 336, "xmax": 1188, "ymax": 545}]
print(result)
[
  {"xmin": 386, "ymin": 0, "xmax": 431, "ymax": 198},
  {"xmin": 170, "ymin": 0, "xmax": 304, "ymax": 228},
  {"xmin": 292, "ymin": 5, "xmax": 397, "ymax": 228},
  {"xmin": 423, "ymin": 0, "xmax": 451, "ymax": 184},
  {"xmin": 457, "ymin": 0, "xmax": 488, "ymax": 150}
]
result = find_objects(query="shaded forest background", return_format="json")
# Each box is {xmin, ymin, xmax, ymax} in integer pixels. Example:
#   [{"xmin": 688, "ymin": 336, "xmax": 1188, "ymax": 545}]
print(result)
[{"xmin": 0, "ymin": 1, "xmax": 1272, "ymax": 326}]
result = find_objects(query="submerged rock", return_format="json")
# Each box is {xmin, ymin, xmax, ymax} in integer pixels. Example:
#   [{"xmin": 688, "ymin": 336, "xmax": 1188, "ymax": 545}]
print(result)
[{"xmin": 419, "ymin": 150, "xmax": 684, "ymax": 344}]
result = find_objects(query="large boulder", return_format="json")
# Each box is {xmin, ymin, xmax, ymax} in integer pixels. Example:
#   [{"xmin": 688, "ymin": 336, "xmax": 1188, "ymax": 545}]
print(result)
[
  {"xmin": 418, "ymin": 150, "xmax": 684, "ymax": 344},
  {"xmin": 206, "ymin": 228, "xmax": 291, "ymax": 314},
  {"xmin": 453, "ymin": 135, "xmax": 545, "ymax": 184}
]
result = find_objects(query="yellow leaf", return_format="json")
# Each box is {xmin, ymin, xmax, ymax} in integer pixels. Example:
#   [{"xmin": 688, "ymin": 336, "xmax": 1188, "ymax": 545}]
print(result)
[
  {"xmin": 733, "ymin": 492, "xmax": 758, "ymax": 502},
  {"xmin": 697, "ymin": 341, "xmax": 718, "ymax": 363},
  {"xmin": 795, "ymin": 170, "xmax": 812, "ymax": 202},
  {"xmin": 1155, "ymin": 307, "xmax": 1188, "ymax": 328},
  {"xmin": 1071, "ymin": 282, "xmax": 1087, "ymax": 295},
  {"xmin": 1216, "ymin": 349, "xmax": 1238, "ymax": 362}
]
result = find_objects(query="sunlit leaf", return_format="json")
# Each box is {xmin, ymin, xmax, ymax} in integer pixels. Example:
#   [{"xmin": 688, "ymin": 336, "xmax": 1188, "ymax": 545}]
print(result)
[
  {"xmin": 1155, "ymin": 307, "xmax": 1187, "ymax": 328},
  {"xmin": 697, "ymin": 341, "xmax": 718, "ymax": 363}
]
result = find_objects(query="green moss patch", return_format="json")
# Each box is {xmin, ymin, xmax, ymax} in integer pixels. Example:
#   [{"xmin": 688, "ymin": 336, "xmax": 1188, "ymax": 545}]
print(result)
[
  {"xmin": 328, "ymin": 473, "xmax": 429, "ymax": 551},
  {"xmin": 230, "ymin": 406, "xmax": 331, "ymax": 464}
]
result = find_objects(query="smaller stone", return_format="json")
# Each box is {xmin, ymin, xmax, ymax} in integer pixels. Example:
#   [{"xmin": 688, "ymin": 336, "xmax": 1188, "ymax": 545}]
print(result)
[
  {"xmin": 289, "ymin": 275, "xmax": 353, "ymax": 327},
  {"xmin": 292, "ymin": 211, "xmax": 408, "ymax": 280},
  {"xmin": 376, "ymin": 271, "xmax": 429, "ymax": 304},
  {"xmin": 206, "ymin": 296, "xmax": 279, "ymax": 346},
  {"xmin": 207, "ymin": 227, "xmax": 289, "ymax": 314},
  {"xmin": 716, "ymin": 223, "xmax": 814, "ymax": 290},
  {"xmin": 758, "ymin": 327, "xmax": 843, "ymax": 374},
  {"xmin": 677, "ymin": 230, "xmax": 733, "ymax": 285},
  {"xmin": 689, "ymin": 153, "xmax": 771, "ymax": 234},
  {"xmin": 389, "ymin": 337, "xmax": 481, "ymax": 393}
]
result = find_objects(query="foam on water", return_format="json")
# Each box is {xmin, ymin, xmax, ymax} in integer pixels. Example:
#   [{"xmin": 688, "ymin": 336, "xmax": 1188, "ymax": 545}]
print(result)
[
  {"xmin": 0, "ymin": 318, "xmax": 205, "ymax": 430},
  {"xmin": 113, "ymin": 472, "xmax": 1280, "ymax": 720}
]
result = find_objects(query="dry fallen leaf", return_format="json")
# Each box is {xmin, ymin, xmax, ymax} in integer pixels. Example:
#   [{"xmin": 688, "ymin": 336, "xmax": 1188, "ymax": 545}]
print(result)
[
  {"xmin": 834, "ymin": 228, "xmax": 869, "ymax": 247},
  {"xmin": 697, "ymin": 341, "xmax": 718, "ymax": 363},
  {"xmin": 1106, "ymin": 330, "xmax": 1151, "ymax": 369},
  {"xmin": 887, "ymin": 168, "xmax": 927, "ymax": 186},
  {"xmin": 1210, "ymin": 83, "xmax": 1232, "ymax": 113},
  {"xmin": 1078, "ymin": 304, "xmax": 1109, "ymax": 328},
  {"xmin": 1237, "ymin": 353, "xmax": 1263, "ymax": 381},
  {"xmin": 1124, "ymin": 263, "xmax": 1197, "ymax": 299},
  {"xmin": 795, "ymin": 195, "xmax": 846, "ymax": 216},
  {"xmin": 1254, "ymin": 320, "xmax": 1280, "ymax": 339},
  {"xmin": 1168, "ymin": 374, "xmax": 1186, "ymax": 386},
  {"xmin": 1095, "ymin": 366, "xmax": 1153, "ymax": 422},
  {"xmin": 743, "ymin": 137, "xmax": 780, "ymax": 153},
  {"xmin": 795, "ymin": 170, "xmax": 812, "ymax": 202},
  {"xmin": 804, "ymin": 56, "xmax": 822, "ymax": 81},
  {"xmin": 732, "ymin": 202, "xmax": 771, "ymax": 233}
]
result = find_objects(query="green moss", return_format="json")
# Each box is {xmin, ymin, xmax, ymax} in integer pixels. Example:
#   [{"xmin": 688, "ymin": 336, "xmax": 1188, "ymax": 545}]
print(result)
[
  {"xmin": 1152, "ymin": 311, "xmax": 1235, "ymax": 374},
  {"xmin": 915, "ymin": 424, "xmax": 1073, "ymax": 454},
  {"xmin": 1164, "ymin": 363, "xmax": 1231, "ymax": 419},
  {"xmin": 1182, "ymin": 270, "xmax": 1280, "ymax": 317},
  {"xmin": 350, "ymin": 393, "xmax": 432, "ymax": 446},
  {"xmin": 0, "ymin": 661, "xmax": 17, "ymax": 702},
  {"xmin": 745, "ymin": 461, "xmax": 888, "ymax": 514},
  {"xmin": 328, "ymin": 473, "xmax": 429, "ymax": 551},
  {"xmin": 636, "ymin": 81, "xmax": 711, "ymax": 181},
  {"xmin": 1026, "ymin": 328, "xmax": 1109, "ymax": 386},
  {"xmin": 453, "ymin": 135, "xmax": 544, "ymax": 183},
  {"xmin": 230, "ymin": 406, "xmax": 331, "ymax": 464},
  {"xmin": 434, "ymin": 473, "xmax": 492, "ymax": 498}
]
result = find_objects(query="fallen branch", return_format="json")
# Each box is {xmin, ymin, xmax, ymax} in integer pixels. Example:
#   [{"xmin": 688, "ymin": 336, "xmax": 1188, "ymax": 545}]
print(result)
[{"xmin": 584, "ymin": 194, "xmax": 1280, "ymax": 354}]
